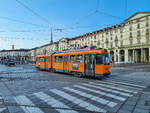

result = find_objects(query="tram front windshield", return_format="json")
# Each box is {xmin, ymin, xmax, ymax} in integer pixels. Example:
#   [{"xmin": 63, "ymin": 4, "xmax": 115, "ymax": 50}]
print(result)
[{"xmin": 103, "ymin": 54, "xmax": 109, "ymax": 64}]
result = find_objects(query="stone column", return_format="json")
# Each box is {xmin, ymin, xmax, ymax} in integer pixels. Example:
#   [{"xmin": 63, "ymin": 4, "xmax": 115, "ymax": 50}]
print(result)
[
  {"xmin": 141, "ymin": 48, "xmax": 144, "ymax": 63},
  {"xmin": 132, "ymin": 49, "xmax": 135, "ymax": 63},
  {"xmin": 118, "ymin": 52, "xmax": 120, "ymax": 62},
  {"xmin": 149, "ymin": 48, "xmax": 150, "ymax": 63},
  {"xmin": 125, "ymin": 49, "xmax": 128, "ymax": 63},
  {"xmin": 114, "ymin": 50, "xmax": 117, "ymax": 63}
]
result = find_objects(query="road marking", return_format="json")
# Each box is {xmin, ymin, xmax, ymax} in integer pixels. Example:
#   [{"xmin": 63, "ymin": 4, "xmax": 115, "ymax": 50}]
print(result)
[
  {"xmin": 14, "ymin": 95, "xmax": 44, "ymax": 113},
  {"xmin": 83, "ymin": 83, "xmax": 132, "ymax": 97},
  {"xmin": 106, "ymin": 80, "xmax": 147, "ymax": 88},
  {"xmin": 0, "ymin": 108, "xmax": 6, "ymax": 112},
  {"xmin": 63, "ymin": 87, "xmax": 117, "ymax": 107},
  {"xmin": 50, "ymin": 89, "xmax": 107, "ymax": 113},
  {"xmin": 74, "ymin": 85, "xmax": 126, "ymax": 101},
  {"xmin": 94, "ymin": 81, "xmax": 138, "ymax": 93},
  {"xmin": 110, "ymin": 78, "xmax": 150, "ymax": 86},
  {"xmin": 34, "ymin": 92, "xmax": 78, "ymax": 113}
]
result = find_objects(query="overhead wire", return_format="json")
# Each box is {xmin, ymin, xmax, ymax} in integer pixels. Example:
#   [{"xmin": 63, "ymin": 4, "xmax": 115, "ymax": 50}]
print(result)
[
  {"xmin": 0, "ymin": 16, "xmax": 48, "ymax": 28},
  {"xmin": 97, "ymin": 10, "xmax": 124, "ymax": 20},
  {"xmin": 15, "ymin": 0, "xmax": 50, "ymax": 24},
  {"xmin": 58, "ymin": 0, "xmax": 124, "ymax": 33},
  {"xmin": 0, "ymin": 28, "xmax": 48, "ymax": 33},
  {"xmin": 12, "ymin": 0, "xmax": 123, "ymax": 41},
  {"xmin": 1, "ymin": 0, "xmax": 128, "ymax": 45},
  {"xmin": 15, "ymin": 0, "xmax": 56, "ymax": 43}
]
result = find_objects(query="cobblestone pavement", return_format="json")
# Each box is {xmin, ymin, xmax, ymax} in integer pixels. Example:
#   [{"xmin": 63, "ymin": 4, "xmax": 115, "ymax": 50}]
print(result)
[{"xmin": 0, "ymin": 64, "xmax": 150, "ymax": 113}]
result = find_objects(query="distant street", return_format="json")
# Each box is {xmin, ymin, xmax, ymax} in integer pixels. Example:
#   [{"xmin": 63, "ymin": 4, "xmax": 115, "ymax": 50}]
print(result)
[{"xmin": 0, "ymin": 64, "xmax": 150, "ymax": 113}]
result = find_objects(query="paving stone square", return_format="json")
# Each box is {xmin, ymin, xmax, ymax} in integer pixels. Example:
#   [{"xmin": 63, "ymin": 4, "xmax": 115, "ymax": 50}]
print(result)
[{"xmin": 0, "ymin": 64, "xmax": 150, "ymax": 113}]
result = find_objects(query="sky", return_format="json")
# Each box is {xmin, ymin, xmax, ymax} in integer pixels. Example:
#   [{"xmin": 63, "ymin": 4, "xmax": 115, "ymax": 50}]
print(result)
[{"xmin": 0, "ymin": 0, "xmax": 150, "ymax": 50}]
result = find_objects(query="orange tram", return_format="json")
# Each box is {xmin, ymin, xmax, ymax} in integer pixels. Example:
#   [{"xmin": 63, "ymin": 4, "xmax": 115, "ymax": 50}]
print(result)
[{"xmin": 35, "ymin": 49, "xmax": 110, "ymax": 78}]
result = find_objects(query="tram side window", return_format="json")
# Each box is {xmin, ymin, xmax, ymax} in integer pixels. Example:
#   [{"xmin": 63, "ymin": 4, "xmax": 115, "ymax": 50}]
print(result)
[
  {"xmin": 77, "ymin": 55, "xmax": 83, "ymax": 63},
  {"xmin": 49, "ymin": 56, "xmax": 51, "ymax": 62},
  {"xmin": 96, "ymin": 54, "xmax": 103, "ymax": 64},
  {"xmin": 64, "ymin": 56, "xmax": 69, "ymax": 62},
  {"xmin": 58, "ymin": 56, "xmax": 63, "ymax": 62},
  {"xmin": 40, "ymin": 57, "xmax": 45, "ymax": 62},
  {"xmin": 36, "ymin": 58, "xmax": 39, "ymax": 62},
  {"xmin": 55, "ymin": 56, "xmax": 58, "ymax": 62},
  {"xmin": 46, "ymin": 57, "xmax": 49, "ymax": 62},
  {"xmin": 70, "ymin": 55, "xmax": 76, "ymax": 63}
]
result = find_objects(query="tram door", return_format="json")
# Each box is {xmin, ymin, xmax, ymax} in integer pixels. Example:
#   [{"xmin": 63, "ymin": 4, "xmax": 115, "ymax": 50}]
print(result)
[
  {"xmin": 63, "ymin": 56, "xmax": 69, "ymax": 72},
  {"xmin": 84, "ymin": 54, "xmax": 95, "ymax": 76},
  {"xmin": 45, "ymin": 56, "xmax": 49, "ymax": 69}
]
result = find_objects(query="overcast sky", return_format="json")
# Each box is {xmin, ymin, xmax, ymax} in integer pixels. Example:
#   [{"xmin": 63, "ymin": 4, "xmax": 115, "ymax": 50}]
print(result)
[{"xmin": 0, "ymin": 0, "xmax": 150, "ymax": 50}]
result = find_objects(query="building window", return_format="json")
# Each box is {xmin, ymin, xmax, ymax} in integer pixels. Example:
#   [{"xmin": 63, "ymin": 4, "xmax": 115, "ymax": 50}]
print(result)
[
  {"xmin": 120, "ymin": 34, "xmax": 123, "ymax": 39},
  {"xmin": 115, "ymin": 36, "xmax": 118, "ymax": 42},
  {"xmin": 130, "ymin": 32, "xmax": 132, "ymax": 38},
  {"xmin": 110, "ymin": 42, "xmax": 113, "ymax": 48},
  {"xmin": 98, "ymin": 40, "xmax": 100, "ymax": 45},
  {"xmin": 76, "ymin": 55, "xmax": 83, "ymax": 63},
  {"xmin": 115, "ymin": 36, "xmax": 118, "ymax": 47},
  {"xmin": 120, "ymin": 40, "xmax": 123, "ymax": 47},
  {"xmin": 137, "ymin": 38, "xmax": 141, "ymax": 44},
  {"xmin": 129, "ymin": 26, "xmax": 132, "ymax": 31},
  {"xmin": 136, "ymin": 19, "xmax": 140, "ymax": 23},
  {"xmin": 146, "ymin": 29, "xmax": 149, "ymax": 35},
  {"xmin": 146, "ymin": 22, "xmax": 149, "ymax": 27},
  {"xmin": 129, "ymin": 21, "xmax": 133, "ymax": 24},
  {"xmin": 137, "ymin": 24, "xmax": 140, "ymax": 29},
  {"xmin": 137, "ymin": 30, "xmax": 141, "ymax": 37},
  {"xmin": 106, "ymin": 38, "xmax": 109, "ymax": 44},
  {"xmin": 129, "ymin": 38, "xmax": 133, "ymax": 45},
  {"xmin": 120, "ymin": 29, "xmax": 123, "ymax": 33},
  {"xmin": 110, "ymin": 31, "xmax": 112, "ymax": 35}
]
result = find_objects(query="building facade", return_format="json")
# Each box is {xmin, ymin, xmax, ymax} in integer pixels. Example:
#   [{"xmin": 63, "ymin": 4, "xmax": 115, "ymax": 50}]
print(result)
[
  {"xmin": 55, "ymin": 12, "xmax": 150, "ymax": 63},
  {"xmin": 27, "ymin": 42, "xmax": 58, "ymax": 62},
  {"xmin": 4, "ymin": 12, "xmax": 149, "ymax": 63},
  {"xmin": 0, "ymin": 49, "xmax": 29, "ymax": 63}
]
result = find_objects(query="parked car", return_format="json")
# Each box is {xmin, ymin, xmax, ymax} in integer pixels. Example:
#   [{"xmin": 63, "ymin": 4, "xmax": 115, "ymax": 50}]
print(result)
[{"xmin": 4, "ymin": 56, "xmax": 15, "ymax": 66}]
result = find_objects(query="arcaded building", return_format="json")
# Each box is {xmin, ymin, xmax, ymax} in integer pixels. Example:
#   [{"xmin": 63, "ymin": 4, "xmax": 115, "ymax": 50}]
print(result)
[
  {"xmin": 27, "ymin": 12, "xmax": 150, "ymax": 63},
  {"xmin": 57, "ymin": 12, "xmax": 150, "ymax": 63}
]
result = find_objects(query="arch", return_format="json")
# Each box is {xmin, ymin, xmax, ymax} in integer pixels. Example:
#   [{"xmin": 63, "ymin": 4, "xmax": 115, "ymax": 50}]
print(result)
[
  {"xmin": 110, "ymin": 51, "xmax": 114, "ymax": 63},
  {"xmin": 119, "ymin": 50, "xmax": 125, "ymax": 62}
]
